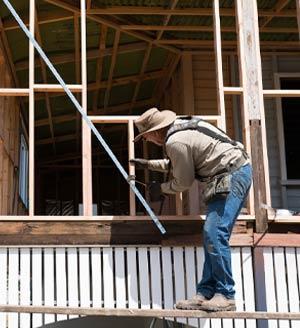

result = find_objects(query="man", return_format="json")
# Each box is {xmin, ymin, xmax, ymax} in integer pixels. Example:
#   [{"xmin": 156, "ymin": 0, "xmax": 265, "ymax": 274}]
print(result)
[{"xmin": 131, "ymin": 108, "xmax": 252, "ymax": 312}]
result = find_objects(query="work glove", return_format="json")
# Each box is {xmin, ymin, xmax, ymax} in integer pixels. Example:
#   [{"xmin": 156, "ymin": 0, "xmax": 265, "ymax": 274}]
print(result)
[
  {"xmin": 148, "ymin": 181, "xmax": 164, "ymax": 202},
  {"xmin": 129, "ymin": 158, "xmax": 149, "ymax": 169}
]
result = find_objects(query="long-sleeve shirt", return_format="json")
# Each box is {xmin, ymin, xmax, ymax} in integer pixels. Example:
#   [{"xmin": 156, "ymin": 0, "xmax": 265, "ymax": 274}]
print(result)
[{"xmin": 148, "ymin": 119, "xmax": 249, "ymax": 194}]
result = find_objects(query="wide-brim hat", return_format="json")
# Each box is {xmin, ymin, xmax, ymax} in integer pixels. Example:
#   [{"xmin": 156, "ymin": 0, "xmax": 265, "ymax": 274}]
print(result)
[{"xmin": 134, "ymin": 107, "xmax": 176, "ymax": 142}]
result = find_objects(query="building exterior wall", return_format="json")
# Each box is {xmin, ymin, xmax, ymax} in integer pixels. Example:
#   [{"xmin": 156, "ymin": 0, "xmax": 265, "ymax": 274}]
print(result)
[
  {"xmin": 0, "ymin": 45, "xmax": 26, "ymax": 215},
  {"xmin": 262, "ymin": 55, "xmax": 300, "ymax": 210}
]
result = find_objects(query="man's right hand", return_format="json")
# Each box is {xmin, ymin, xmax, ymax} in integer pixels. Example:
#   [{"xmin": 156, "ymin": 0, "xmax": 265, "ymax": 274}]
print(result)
[{"xmin": 129, "ymin": 158, "xmax": 149, "ymax": 169}]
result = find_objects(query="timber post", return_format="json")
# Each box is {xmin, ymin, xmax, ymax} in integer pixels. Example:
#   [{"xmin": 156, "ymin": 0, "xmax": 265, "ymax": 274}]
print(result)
[{"xmin": 235, "ymin": 0, "xmax": 269, "ymax": 232}]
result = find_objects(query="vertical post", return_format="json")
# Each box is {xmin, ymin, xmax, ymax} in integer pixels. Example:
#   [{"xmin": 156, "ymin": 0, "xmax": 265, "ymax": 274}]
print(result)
[
  {"xmin": 213, "ymin": 0, "xmax": 226, "ymax": 131},
  {"xmin": 297, "ymin": 0, "xmax": 300, "ymax": 41},
  {"xmin": 235, "ymin": 0, "xmax": 269, "ymax": 232},
  {"xmin": 128, "ymin": 120, "xmax": 136, "ymax": 215},
  {"xmin": 81, "ymin": 0, "xmax": 93, "ymax": 216},
  {"xmin": 29, "ymin": 0, "xmax": 35, "ymax": 217},
  {"xmin": 181, "ymin": 52, "xmax": 199, "ymax": 215}
]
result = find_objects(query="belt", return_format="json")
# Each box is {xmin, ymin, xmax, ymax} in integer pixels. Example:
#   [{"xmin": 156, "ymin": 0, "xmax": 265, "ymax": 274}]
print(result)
[{"xmin": 195, "ymin": 155, "xmax": 249, "ymax": 183}]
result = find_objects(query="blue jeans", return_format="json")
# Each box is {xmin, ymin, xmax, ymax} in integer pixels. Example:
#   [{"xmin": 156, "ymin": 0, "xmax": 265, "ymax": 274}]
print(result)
[{"xmin": 197, "ymin": 164, "xmax": 252, "ymax": 299}]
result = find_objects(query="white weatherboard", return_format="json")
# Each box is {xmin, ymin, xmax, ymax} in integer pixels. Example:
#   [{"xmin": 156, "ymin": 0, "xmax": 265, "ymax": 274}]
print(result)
[{"xmin": 1, "ymin": 246, "xmax": 298, "ymax": 328}]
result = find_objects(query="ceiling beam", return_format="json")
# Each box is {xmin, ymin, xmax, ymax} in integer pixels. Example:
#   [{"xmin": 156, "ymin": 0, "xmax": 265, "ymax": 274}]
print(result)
[
  {"xmin": 35, "ymin": 98, "xmax": 155, "ymax": 127},
  {"xmin": 15, "ymin": 41, "xmax": 149, "ymax": 71},
  {"xmin": 1, "ymin": 7, "xmax": 297, "ymax": 32},
  {"xmin": 35, "ymin": 10, "xmax": 56, "ymax": 152},
  {"xmin": 87, "ymin": 6, "xmax": 296, "ymax": 17},
  {"xmin": 104, "ymin": 30, "xmax": 120, "ymax": 109},
  {"xmin": 26, "ymin": 69, "xmax": 166, "ymax": 102},
  {"xmin": 44, "ymin": 0, "xmax": 180, "ymax": 54},
  {"xmin": 260, "ymin": 0, "xmax": 291, "ymax": 28},
  {"xmin": 120, "ymin": 25, "xmax": 299, "ymax": 34},
  {"xmin": 92, "ymin": 24, "xmax": 107, "ymax": 111}
]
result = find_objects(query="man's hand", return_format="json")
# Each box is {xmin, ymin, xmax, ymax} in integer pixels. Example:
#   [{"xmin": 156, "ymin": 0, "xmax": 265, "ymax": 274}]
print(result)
[
  {"xmin": 148, "ymin": 181, "xmax": 164, "ymax": 202},
  {"xmin": 129, "ymin": 158, "xmax": 149, "ymax": 169}
]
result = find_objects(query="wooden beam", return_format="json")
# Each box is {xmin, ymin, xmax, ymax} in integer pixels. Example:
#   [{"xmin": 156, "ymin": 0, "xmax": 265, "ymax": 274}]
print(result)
[
  {"xmin": 129, "ymin": 44, "xmax": 152, "ymax": 111},
  {"xmin": 254, "ymin": 233, "xmax": 300, "ymax": 247},
  {"xmin": 213, "ymin": 0, "xmax": 226, "ymax": 130},
  {"xmin": 156, "ymin": 0, "xmax": 179, "ymax": 41},
  {"xmin": 128, "ymin": 120, "xmax": 136, "ymax": 215},
  {"xmin": 81, "ymin": 0, "xmax": 93, "ymax": 216},
  {"xmin": 92, "ymin": 24, "xmax": 107, "ymax": 111},
  {"xmin": 236, "ymin": 0, "xmax": 270, "ymax": 229},
  {"xmin": 1, "ymin": 10, "xmax": 73, "ymax": 31},
  {"xmin": 103, "ymin": 30, "xmax": 120, "ymax": 109},
  {"xmin": 35, "ymin": 98, "xmax": 155, "ymax": 127},
  {"xmin": 260, "ymin": 0, "xmax": 291, "ymax": 28},
  {"xmin": 0, "ymin": 89, "xmax": 30, "ymax": 96},
  {"xmin": 15, "ymin": 42, "xmax": 149, "ymax": 71},
  {"xmin": 156, "ymin": 54, "xmax": 181, "ymax": 102},
  {"xmin": 74, "ymin": 13, "xmax": 81, "ymax": 151},
  {"xmin": 44, "ymin": 0, "xmax": 180, "ymax": 54},
  {"xmin": 87, "ymin": 7, "xmax": 296, "ymax": 18},
  {"xmin": 297, "ymin": 0, "xmax": 300, "ymax": 40},
  {"xmin": 29, "ymin": 0, "xmax": 35, "ymax": 217},
  {"xmin": 121, "ymin": 25, "xmax": 299, "ymax": 34},
  {"xmin": 35, "ymin": 10, "xmax": 56, "ymax": 153},
  {"xmin": 2, "ymin": 8, "xmax": 296, "ymax": 31},
  {"xmin": 263, "ymin": 89, "xmax": 300, "ymax": 97},
  {"xmin": 36, "ymin": 134, "xmax": 76, "ymax": 145},
  {"xmin": 156, "ymin": 40, "xmax": 300, "ymax": 48},
  {"xmin": 0, "ymin": 305, "xmax": 299, "ymax": 320}
]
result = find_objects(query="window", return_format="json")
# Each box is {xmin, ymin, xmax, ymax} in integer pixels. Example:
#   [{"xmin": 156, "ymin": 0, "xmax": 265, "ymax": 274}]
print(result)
[
  {"xmin": 280, "ymin": 78, "xmax": 300, "ymax": 179},
  {"xmin": 19, "ymin": 134, "xmax": 29, "ymax": 208}
]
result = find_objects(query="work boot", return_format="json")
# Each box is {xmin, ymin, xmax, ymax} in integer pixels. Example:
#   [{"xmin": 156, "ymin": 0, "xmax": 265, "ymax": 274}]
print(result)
[
  {"xmin": 175, "ymin": 293, "xmax": 207, "ymax": 310},
  {"xmin": 199, "ymin": 293, "xmax": 236, "ymax": 312}
]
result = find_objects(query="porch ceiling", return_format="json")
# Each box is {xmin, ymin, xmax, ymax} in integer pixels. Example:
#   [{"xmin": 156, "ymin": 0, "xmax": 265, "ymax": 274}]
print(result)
[{"xmin": 0, "ymin": 0, "xmax": 298, "ymax": 158}]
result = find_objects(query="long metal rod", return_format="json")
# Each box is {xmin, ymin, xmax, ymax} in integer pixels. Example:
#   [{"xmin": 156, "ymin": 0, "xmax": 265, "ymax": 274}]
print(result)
[{"xmin": 2, "ymin": 0, "xmax": 166, "ymax": 234}]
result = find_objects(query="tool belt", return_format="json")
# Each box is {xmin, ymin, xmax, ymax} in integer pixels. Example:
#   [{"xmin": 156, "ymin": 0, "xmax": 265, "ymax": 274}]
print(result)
[{"xmin": 202, "ymin": 156, "xmax": 248, "ymax": 204}]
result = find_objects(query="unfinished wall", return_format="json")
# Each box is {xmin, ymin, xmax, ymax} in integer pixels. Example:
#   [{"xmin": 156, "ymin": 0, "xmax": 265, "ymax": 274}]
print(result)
[
  {"xmin": 192, "ymin": 54, "xmax": 234, "ymax": 138},
  {"xmin": 262, "ymin": 55, "xmax": 300, "ymax": 210},
  {"xmin": 0, "ymin": 44, "xmax": 26, "ymax": 215}
]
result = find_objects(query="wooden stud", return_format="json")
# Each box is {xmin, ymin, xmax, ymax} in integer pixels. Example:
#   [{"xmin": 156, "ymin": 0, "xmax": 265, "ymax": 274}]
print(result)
[
  {"xmin": 250, "ymin": 120, "xmax": 268, "ymax": 233},
  {"xmin": 235, "ymin": 0, "xmax": 272, "ymax": 217},
  {"xmin": 129, "ymin": 44, "xmax": 152, "ymax": 112},
  {"xmin": 29, "ymin": 0, "xmax": 35, "ymax": 217},
  {"xmin": 74, "ymin": 13, "xmax": 81, "ymax": 152},
  {"xmin": 213, "ymin": 0, "xmax": 226, "ymax": 130},
  {"xmin": 103, "ymin": 30, "xmax": 120, "ymax": 110},
  {"xmin": 35, "ymin": 11, "xmax": 56, "ymax": 153},
  {"xmin": 92, "ymin": 25, "xmax": 107, "ymax": 111},
  {"xmin": 180, "ymin": 52, "xmax": 199, "ymax": 215},
  {"xmin": 273, "ymin": 69, "xmax": 289, "ymax": 208},
  {"xmin": 128, "ymin": 120, "xmax": 136, "ymax": 215},
  {"xmin": 81, "ymin": 0, "xmax": 93, "ymax": 216}
]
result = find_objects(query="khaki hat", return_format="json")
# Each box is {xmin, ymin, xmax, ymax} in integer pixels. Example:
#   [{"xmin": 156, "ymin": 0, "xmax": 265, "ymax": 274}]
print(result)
[{"xmin": 134, "ymin": 108, "xmax": 176, "ymax": 142}]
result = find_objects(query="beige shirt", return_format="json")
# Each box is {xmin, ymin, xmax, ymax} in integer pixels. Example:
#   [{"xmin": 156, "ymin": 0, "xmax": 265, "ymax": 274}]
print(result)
[{"xmin": 148, "ymin": 120, "xmax": 248, "ymax": 194}]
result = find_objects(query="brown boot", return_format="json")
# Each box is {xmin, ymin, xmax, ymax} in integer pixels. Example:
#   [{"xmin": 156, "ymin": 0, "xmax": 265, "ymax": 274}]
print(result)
[
  {"xmin": 175, "ymin": 294, "xmax": 207, "ymax": 310},
  {"xmin": 199, "ymin": 294, "xmax": 236, "ymax": 312}
]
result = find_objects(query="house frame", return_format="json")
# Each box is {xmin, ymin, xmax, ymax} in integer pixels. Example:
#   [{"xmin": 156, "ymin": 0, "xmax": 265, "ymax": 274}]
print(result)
[{"xmin": 0, "ymin": 0, "xmax": 299, "ymax": 327}]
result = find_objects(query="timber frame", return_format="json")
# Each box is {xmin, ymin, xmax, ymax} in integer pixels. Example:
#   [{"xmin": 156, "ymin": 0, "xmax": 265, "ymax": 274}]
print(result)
[{"xmin": 0, "ymin": 0, "xmax": 299, "ymax": 245}]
